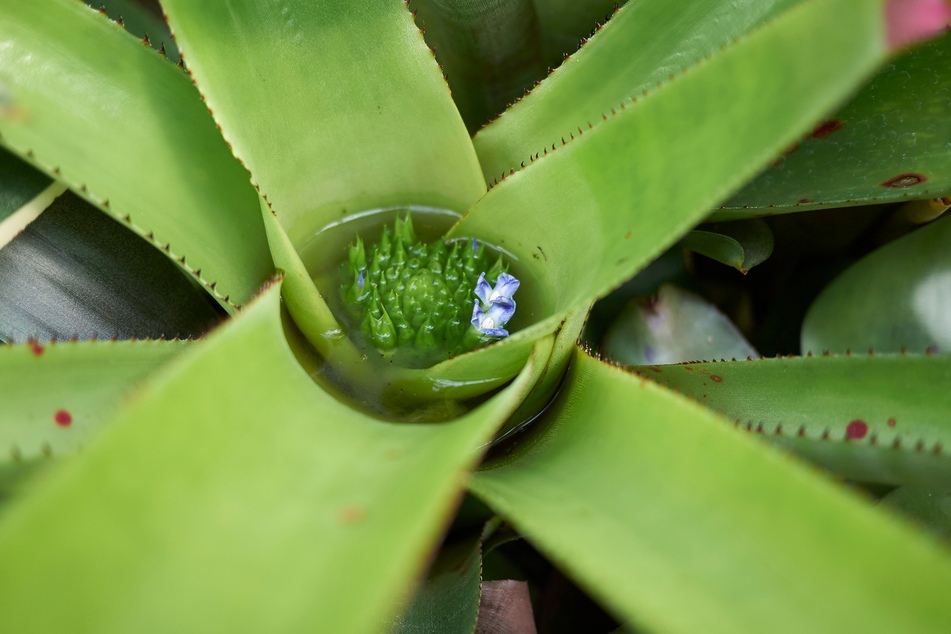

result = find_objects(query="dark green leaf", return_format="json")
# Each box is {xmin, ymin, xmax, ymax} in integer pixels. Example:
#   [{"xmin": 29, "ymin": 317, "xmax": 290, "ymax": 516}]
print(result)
[
  {"xmin": 392, "ymin": 530, "xmax": 483, "ymax": 634},
  {"xmin": 682, "ymin": 219, "xmax": 774, "ymax": 273},
  {"xmin": 410, "ymin": 0, "xmax": 547, "ymax": 131},
  {"xmin": 632, "ymin": 353, "xmax": 951, "ymax": 486},
  {"xmin": 88, "ymin": 0, "xmax": 180, "ymax": 62},
  {"xmin": 802, "ymin": 214, "xmax": 951, "ymax": 355},
  {"xmin": 0, "ymin": 192, "xmax": 223, "ymax": 342},
  {"xmin": 720, "ymin": 32, "xmax": 951, "ymax": 218},
  {"xmin": 0, "ymin": 147, "xmax": 50, "ymax": 223}
]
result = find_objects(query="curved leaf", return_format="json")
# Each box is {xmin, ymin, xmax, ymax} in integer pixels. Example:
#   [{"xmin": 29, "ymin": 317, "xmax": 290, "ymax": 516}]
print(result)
[
  {"xmin": 681, "ymin": 219, "xmax": 774, "ymax": 273},
  {"xmin": 90, "ymin": 0, "xmax": 180, "ymax": 62},
  {"xmin": 0, "ymin": 338, "xmax": 188, "ymax": 465},
  {"xmin": 720, "ymin": 32, "xmax": 951, "ymax": 218},
  {"xmin": 633, "ymin": 353, "xmax": 951, "ymax": 486},
  {"xmin": 473, "ymin": 0, "xmax": 801, "ymax": 183},
  {"xmin": 802, "ymin": 214, "xmax": 951, "ymax": 354},
  {"xmin": 473, "ymin": 348, "xmax": 951, "ymax": 632},
  {"xmin": 0, "ymin": 281, "xmax": 550, "ymax": 633},
  {"xmin": 453, "ymin": 0, "xmax": 891, "ymax": 342},
  {"xmin": 602, "ymin": 284, "xmax": 756, "ymax": 365},
  {"xmin": 160, "ymin": 0, "xmax": 485, "ymax": 248},
  {"xmin": 0, "ymin": 0, "xmax": 272, "ymax": 309},
  {"xmin": 0, "ymin": 192, "xmax": 224, "ymax": 343}
]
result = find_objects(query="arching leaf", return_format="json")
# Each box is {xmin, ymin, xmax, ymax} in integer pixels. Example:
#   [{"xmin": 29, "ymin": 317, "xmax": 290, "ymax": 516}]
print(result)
[{"xmin": 473, "ymin": 349, "xmax": 951, "ymax": 632}]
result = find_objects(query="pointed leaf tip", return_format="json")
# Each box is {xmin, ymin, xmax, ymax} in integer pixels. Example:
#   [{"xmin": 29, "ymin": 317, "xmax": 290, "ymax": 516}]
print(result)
[{"xmin": 886, "ymin": 0, "xmax": 951, "ymax": 50}]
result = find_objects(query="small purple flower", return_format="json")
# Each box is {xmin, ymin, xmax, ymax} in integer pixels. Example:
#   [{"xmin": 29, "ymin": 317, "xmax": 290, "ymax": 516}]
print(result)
[
  {"xmin": 474, "ymin": 272, "xmax": 520, "ymax": 306},
  {"xmin": 471, "ymin": 298, "xmax": 516, "ymax": 337}
]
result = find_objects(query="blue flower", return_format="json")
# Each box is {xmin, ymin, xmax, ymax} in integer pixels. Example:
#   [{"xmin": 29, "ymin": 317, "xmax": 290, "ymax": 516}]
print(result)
[
  {"xmin": 474, "ymin": 272, "xmax": 520, "ymax": 306},
  {"xmin": 471, "ymin": 271, "xmax": 520, "ymax": 338},
  {"xmin": 471, "ymin": 298, "xmax": 516, "ymax": 337}
]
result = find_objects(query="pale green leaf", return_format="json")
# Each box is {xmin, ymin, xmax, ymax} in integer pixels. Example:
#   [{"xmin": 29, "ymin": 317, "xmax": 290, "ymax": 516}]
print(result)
[
  {"xmin": 0, "ymin": 0, "xmax": 272, "ymax": 309},
  {"xmin": 473, "ymin": 349, "xmax": 951, "ymax": 632},
  {"xmin": 633, "ymin": 353, "xmax": 951, "ymax": 486},
  {"xmin": 0, "ymin": 338, "xmax": 187, "ymax": 465},
  {"xmin": 720, "ymin": 32, "xmax": 951, "ymax": 218},
  {"xmin": 452, "ymin": 0, "xmax": 891, "ymax": 341},
  {"xmin": 803, "ymin": 214, "xmax": 951, "ymax": 355},
  {"xmin": 474, "ymin": 0, "xmax": 802, "ymax": 183},
  {"xmin": 160, "ymin": 0, "xmax": 486, "ymax": 249},
  {"xmin": 602, "ymin": 284, "xmax": 757, "ymax": 365},
  {"xmin": 0, "ymin": 281, "xmax": 549, "ymax": 633}
]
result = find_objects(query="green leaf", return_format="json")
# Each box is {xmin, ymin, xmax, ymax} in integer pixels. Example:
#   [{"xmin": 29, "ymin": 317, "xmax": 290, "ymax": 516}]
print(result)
[
  {"xmin": 602, "ymin": 284, "xmax": 756, "ymax": 365},
  {"xmin": 632, "ymin": 353, "xmax": 951, "ymax": 487},
  {"xmin": 473, "ymin": 0, "xmax": 802, "ymax": 183},
  {"xmin": 452, "ymin": 0, "xmax": 891, "ymax": 339},
  {"xmin": 472, "ymin": 348, "xmax": 951, "ymax": 632},
  {"xmin": 89, "ymin": 0, "xmax": 181, "ymax": 62},
  {"xmin": 681, "ymin": 219, "xmax": 774, "ymax": 273},
  {"xmin": 0, "ymin": 0, "xmax": 272, "ymax": 309},
  {"xmin": 0, "ymin": 146, "xmax": 50, "ymax": 224},
  {"xmin": 0, "ymin": 192, "xmax": 224, "ymax": 342},
  {"xmin": 0, "ymin": 338, "xmax": 187, "ymax": 465},
  {"xmin": 160, "ymin": 0, "xmax": 485, "ymax": 248},
  {"xmin": 409, "ymin": 0, "xmax": 546, "ymax": 131},
  {"xmin": 880, "ymin": 486, "xmax": 951, "ymax": 543},
  {"xmin": 531, "ymin": 0, "xmax": 623, "ymax": 65},
  {"xmin": 391, "ymin": 529, "xmax": 483, "ymax": 634},
  {"xmin": 802, "ymin": 215, "xmax": 951, "ymax": 355},
  {"xmin": 720, "ymin": 32, "xmax": 951, "ymax": 218},
  {"xmin": 0, "ymin": 281, "xmax": 550, "ymax": 633}
]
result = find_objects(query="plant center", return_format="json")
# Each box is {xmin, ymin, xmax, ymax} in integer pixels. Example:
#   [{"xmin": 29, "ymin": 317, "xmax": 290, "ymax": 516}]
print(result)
[{"xmin": 339, "ymin": 212, "xmax": 518, "ymax": 367}]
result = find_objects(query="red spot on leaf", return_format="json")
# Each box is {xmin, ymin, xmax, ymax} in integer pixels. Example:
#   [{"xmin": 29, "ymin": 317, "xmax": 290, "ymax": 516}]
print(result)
[
  {"xmin": 888, "ymin": 418, "xmax": 897, "ymax": 427},
  {"xmin": 624, "ymin": 231, "xmax": 632, "ymax": 239},
  {"xmin": 845, "ymin": 419, "xmax": 868, "ymax": 440},
  {"xmin": 54, "ymin": 410, "xmax": 72, "ymax": 427},
  {"xmin": 881, "ymin": 173, "xmax": 927, "ymax": 188},
  {"xmin": 812, "ymin": 120, "xmax": 843, "ymax": 138},
  {"xmin": 683, "ymin": 366, "xmax": 694, "ymax": 371},
  {"xmin": 710, "ymin": 375, "xmax": 723, "ymax": 383},
  {"xmin": 649, "ymin": 366, "xmax": 662, "ymax": 373},
  {"xmin": 340, "ymin": 506, "xmax": 365, "ymax": 525},
  {"xmin": 31, "ymin": 343, "xmax": 44, "ymax": 357},
  {"xmin": 797, "ymin": 198, "xmax": 811, "ymax": 204}
]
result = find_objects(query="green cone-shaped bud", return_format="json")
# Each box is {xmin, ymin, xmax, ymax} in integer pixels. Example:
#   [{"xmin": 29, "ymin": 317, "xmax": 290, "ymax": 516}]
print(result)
[{"xmin": 339, "ymin": 211, "xmax": 517, "ymax": 365}]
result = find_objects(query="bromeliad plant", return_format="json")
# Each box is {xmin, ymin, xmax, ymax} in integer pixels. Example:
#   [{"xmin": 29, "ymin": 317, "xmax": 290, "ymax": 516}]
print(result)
[{"xmin": 2, "ymin": 0, "xmax": 951, "ymax": 631}]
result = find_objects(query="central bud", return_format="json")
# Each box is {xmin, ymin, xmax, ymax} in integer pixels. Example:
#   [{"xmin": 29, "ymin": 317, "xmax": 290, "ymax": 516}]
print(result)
[{"xmin": 340, "ymin": 212, "xmax": 518, "ymax": 366}]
